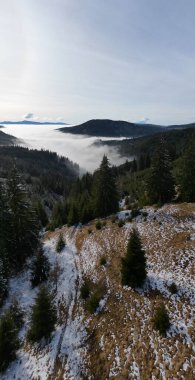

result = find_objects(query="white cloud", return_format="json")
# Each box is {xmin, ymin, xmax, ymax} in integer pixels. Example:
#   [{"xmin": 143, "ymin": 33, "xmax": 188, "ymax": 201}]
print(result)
[
  {"xmin": 136, "ymin": 118, "xmax": 150, "ymax": 124},
  {"xmin": 24, "ymin": 112, "xmax": 34, "ymax": 119}
]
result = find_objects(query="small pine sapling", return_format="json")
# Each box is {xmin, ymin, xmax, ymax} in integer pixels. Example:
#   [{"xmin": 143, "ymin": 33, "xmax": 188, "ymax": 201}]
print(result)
[
  {"xmin": 56, "ymin": 233, "xmax": 66, "ymax": 253},
  {"xmin": 152, "ymin": 303, "xmax": 170, "ymax": 336}
]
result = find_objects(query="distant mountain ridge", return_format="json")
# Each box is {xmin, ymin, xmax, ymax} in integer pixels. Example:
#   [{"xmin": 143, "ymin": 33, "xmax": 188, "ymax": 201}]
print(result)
[
  {"xmin": 59, "ymin": 119, "xmax": 195, "ymax": 137},
  {"xmin": 59, "ymin": 119, "xmax": 164, "ymax": 137},
  {"xmin": 59, "ymin": 119, "xmax": 195, "ymax": 138},
  {"xmin": 0, "ymin": 120, "xmax": 66, "ymax": 125}
]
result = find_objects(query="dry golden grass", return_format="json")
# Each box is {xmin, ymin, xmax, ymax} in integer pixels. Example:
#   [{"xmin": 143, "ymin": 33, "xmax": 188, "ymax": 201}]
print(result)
[{"xmin": 74, "ymin": 203, "xmax": 195, "ymax": 380}]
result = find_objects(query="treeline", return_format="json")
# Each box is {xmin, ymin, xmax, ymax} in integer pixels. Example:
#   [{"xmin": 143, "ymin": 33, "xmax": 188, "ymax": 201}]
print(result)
[
  {"xmin": 49, "ymin": 131, "xmax": 195, "ymax": 229},
  {"xmin": 117, "ymin": 131, "xmax": 195, "ymax": 207},
  {"xmin": 49, "ymin": 155, "xmax": 119, "ymax": 229},
  {"xmin": 0, "ymin": 146, "xmax": 79, "ymax": 195},
  {"xmin": 103, "ymin": 127, "xmax": 194, "ymax": 159}
]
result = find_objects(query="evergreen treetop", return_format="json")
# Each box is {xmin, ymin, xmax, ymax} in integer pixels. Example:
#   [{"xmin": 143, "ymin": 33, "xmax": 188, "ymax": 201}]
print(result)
[
  {"xmin": 121, "ymin": 227, "xmax": 147, "ymax": 288},
  {"xmin": 31, "ymin": 245, "xmax": 50, "ymax": 287},
  {"xmin": 152, "ymin": 303, "xmax": 170, "ymax": 336},
  {"xmin": 27, "ymin": 286, "xmax": 57, "ymax": 342},
  {"xmin": 6, "ymin": 166, "xmax": 39, "ymax": 268},
  {"xmin": 177, "ymin": 132, "xmax": 195, "ymax": 202},
  {"xmin": 147, "ymin": 135, "xmax": 175, "ymax": 204},
  {"xmin": 0, "ymin": 311, "xmax": 20, "ymax": 372},
  {"xmin": 93, "ymin": 155, "xmax": 119, "ymax": 218}
]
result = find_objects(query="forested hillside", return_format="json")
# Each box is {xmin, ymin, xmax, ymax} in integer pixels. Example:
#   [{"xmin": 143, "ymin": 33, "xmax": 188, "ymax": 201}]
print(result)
[
  {"xmin": 95, "ymin": 127, "xmax": 194, "ymax": 159},
  {"xmin": 59, "ymin": 119, "xmax": 163, "ymax": 137},
  {"xmin": 0, "ymin": 130, "xmax": 194, "ymax": 379},
  {"xmin": 0, "ymin": 130, "xmax": 19, "ymax": 146}
]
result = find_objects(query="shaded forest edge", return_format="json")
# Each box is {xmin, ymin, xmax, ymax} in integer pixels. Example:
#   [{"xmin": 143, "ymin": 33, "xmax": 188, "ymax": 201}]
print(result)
[{"xmin": 0, "ymin": 130, "xmax": 19, "ymax": 146}]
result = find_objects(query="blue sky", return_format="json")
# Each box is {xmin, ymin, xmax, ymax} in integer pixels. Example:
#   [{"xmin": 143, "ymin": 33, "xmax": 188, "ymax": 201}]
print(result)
[{"xmin": 0, "ymin": 0, "xmax": 195, "ymax": 124}]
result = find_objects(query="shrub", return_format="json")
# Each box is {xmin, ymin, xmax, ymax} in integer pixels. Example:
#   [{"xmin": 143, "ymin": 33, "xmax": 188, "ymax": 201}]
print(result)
[
  {"xmin": 100, "ymin": 256, "xmax": 107, "ymax": 266},
  {"xmin": 131, "ymin": 209, "xmax": 141, "ymax": 219},
  {"xmin": 95, "ymin": 221, "xmax": 102, "ymax": 230},
  {"xmin": 118, "ymin": 220, "xmax": 125, "ymax": 228},
  {"xmin": 81, "ymin": 278, "xmax": 91, "ymax": 300},
  {"xmin": 56, "ymin": 233, "xmax": 65, "ymax": 253},
  {"xmin": 127, "ymin": 216, "xmax": 132, "ymax": 222},
  {"xmin": 88, "ymin": 229, "xmax": 92, "ymax": 234},
  {"xmin": 86, "ymin": 293, "xmax": 101, "ymax": 314},
  {"xmin": 152, "ymin": 303, "xmax": 170, "ymax": 336},
  {"xmin": 83, "ymin": 279, "xmax": 106, "ymax": 313},
  {"xmin": 142, "ymin": 211, "xmax": 148, "ymax": 218},
  {"xmin": 168, "ymin": 282, "xmax": 177, "ymax": 294}
]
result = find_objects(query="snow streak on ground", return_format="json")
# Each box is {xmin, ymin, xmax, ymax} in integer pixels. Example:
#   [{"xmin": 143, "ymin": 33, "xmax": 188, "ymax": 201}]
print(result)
[{"xmin": 1, "ymin": 230, "xmax": 87, "ymax": 380}]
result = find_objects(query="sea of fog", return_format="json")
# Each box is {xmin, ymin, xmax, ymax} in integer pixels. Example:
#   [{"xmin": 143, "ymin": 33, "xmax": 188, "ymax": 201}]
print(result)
[{"xmin": 3, "ymin": 124, "xmax": 129, "ymax": 172}]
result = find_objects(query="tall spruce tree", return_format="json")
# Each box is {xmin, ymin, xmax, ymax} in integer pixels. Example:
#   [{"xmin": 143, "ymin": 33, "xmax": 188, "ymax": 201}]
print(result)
[
  {"xmin": 31, "ymin": 246, "xmax": 50, "ymax": 287},
  {"xmin": 27, "ymin": 286, "xmax": 57, "ymax": 342},
  {"xmin": 67, "ymin": 202, "xmax": 79, "ymax": 226},
  {"xmin": 0, "ymin": 246, "xmax": 8, "ymax": 306},
  {"xmin": 6, "ymin": 166, "xmax": 39, "ymax": 268},
  {"xmin": 93, "ymin": 155, "xmax": 119, "ymax": 217},
  {"xmin": 177, "ymin": 133, "xmax": 195, "ymax": 202},
  {"xmin": 121, "ymin": 228, "xmax": 147, "ymax": 288},
  {"xmin": 0, "ymin": 184, "xmax": 9, "ymax": 304},
  {"xmin": 147, "ymin": 136, "xmax": 175, "ymax": 204},
  {"xmin": 0, "ymin": 311, "xmax": 19, "ymax": 372}
]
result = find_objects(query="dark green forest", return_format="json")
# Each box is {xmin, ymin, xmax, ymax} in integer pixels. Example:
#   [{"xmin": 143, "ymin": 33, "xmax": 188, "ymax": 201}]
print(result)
[{"xmin": 0, "ymin": 126, "xmax": 194, "ymax": 371}]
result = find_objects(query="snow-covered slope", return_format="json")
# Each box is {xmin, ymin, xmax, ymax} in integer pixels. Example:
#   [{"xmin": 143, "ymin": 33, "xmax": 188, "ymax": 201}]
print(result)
[
  {"xmin": 1, "ymin": 203, "xmax": 195, "ymax": 380},
  {"xmin": 1, "ymin": 230, "xmax": 87, "ymax": 380},
  {"xmin": 75, "ymin": 203, "xmax": 195, "ymax": 380}
]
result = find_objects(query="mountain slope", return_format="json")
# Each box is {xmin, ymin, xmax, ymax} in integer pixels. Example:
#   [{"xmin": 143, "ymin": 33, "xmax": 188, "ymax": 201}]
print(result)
[
  {"xmin": 94, "ymin": 127, "xmax": 195, "ymax": 158},
  {"xmin": 0, "ymin": 130, "xmax": 19, "ymax": 146},
  {"xmin": 59, "ymin": 119, "xmax": 195, "ymax": 138},
  {"xmin": 75, "ymin": 203, "xmax": 195, "ymax": 379},
  {"xmin": 1, "ymin": 203, "xmax": 194, "ymax": 379},
  {"xmin": 59, "ymin": 119, "xmax": 164, "ymax": 137}
]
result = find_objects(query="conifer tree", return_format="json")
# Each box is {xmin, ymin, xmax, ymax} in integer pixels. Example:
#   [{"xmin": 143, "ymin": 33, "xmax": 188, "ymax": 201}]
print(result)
[
  {"xmin": 152, "ymin": 303, "xmax": 170, "ymax": 336},
  {"xmin": 177, "ymin": 133, "xmax": 195, "ymax": 202},
  {"xmin": 6, "ymin": 166, "xmax": 39, "ymax": 268},
  {"xmin": 56, "ymin": 233, "xmax": 65, "ymax": 253},
  {"xmin": 31, "ymin": 246, "xmax": 50, "ymax": 287},
  {"xmin": 9, "ymin": 299, "xmax": 24, "ymax": 329},
  {"xmin": 121, "ymin": 228, "xmax": 147, "ymax": 288},
  {"xmin": 34, "ymin": 199, "xmax": 48, "ymax": 227},
  {"xmin": 0, "ymin": 247, "xmax": 8, "ymax": 306},
  {"xmin": 50, "ymin": 200, "xmax": 68, "ymax": 229},
  {"xmin": 0, "ymin": 311, "xmax": 19, "ymax": 372},
  {"xmin": 0, "ymin": 185, "xmax": 9, "ymax": 304},
  {"xmin": 147, "ymin": 136, "xmax": 175, "ymax": 204},
  {"xmin": 27, "ymin": 286, "xmax": 57, "ymax": 342},
  {"xmin": 79, "ymin": 192, "xmax": 94, "ymax": 224},
  {"xmin": 67, "ymin": 202, "xmax": 79, "ymax": 226},
  {"xmin": 93, "ymin": 155, "xmax": 119, "ymax": 217},
  {"xmin": 0, "ymin": 183, "xmax": 9, "ymax": 247}
]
